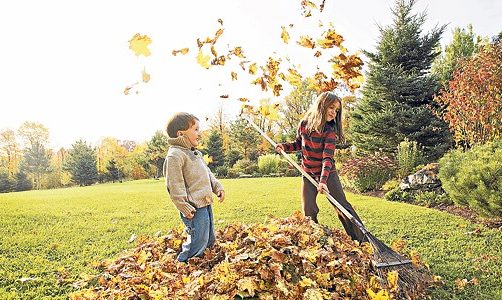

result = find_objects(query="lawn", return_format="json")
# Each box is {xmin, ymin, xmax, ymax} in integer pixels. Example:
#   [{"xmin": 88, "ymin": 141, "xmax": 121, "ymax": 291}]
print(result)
[{"xmin": 0, "ymin": 178, "xmax": 500, "ymax": 299}]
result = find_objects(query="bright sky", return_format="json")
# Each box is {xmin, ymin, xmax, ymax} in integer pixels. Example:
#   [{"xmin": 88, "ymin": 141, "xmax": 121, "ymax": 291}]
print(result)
[{"xmin": 1, "ymin": 0, "xmax": 501, "ymax": 150}]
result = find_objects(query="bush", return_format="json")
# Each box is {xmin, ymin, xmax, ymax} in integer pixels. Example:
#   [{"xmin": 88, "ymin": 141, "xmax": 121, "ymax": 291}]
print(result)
[
  {"xmin": 215, "ymin": 165, "xmax": 228, "ymax": 178},
  {"xmin": 385, "ymin": 187, "xmax": 413, "ymax": 202},
  {"xmin": 230, "ymin": 159, "xmax": 259, "ymax": 175},
  {"xmin": 397, "ymin": 139, "xmax": 423, "ymax": 178},
  {"xmin": 385, "ymin": 188, "xmax": 452, "ymax": 207},
  {"xmin": 382, "ymin": 179, "xmax": 400, "ymax": 191},
  {"xmin": 439, "ymin": 141, "xmax": 502, "ymax": 216},
  {"xmin": 340, "ymin": 154, "xmax": 396, "ymax": 192},
  {"xmin": 257, "ymin": 154, "xmax": 280, "ymax": 175}
]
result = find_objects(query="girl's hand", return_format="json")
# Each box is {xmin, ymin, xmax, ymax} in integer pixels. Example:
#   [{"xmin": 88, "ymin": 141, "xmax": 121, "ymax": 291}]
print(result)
[
  {"xmin": 317, "ymin": 183, "xmax": 328, "ymax": 194},
  {"xmin": 217, "ymin": 190, "xmax": 225, "ymax": 203},
  {"xmin": 275, "ymin": 144, "xmax": 285, "ymax": 153}
]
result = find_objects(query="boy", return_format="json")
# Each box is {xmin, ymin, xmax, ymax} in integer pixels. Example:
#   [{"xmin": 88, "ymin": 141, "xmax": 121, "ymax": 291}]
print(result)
[{"xmin": 163, "ymin": 112, "xmax": 225, "ymax": 262}]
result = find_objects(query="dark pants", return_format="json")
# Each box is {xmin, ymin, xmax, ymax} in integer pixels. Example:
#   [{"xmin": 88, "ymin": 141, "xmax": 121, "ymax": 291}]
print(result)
[{"xmin": 302, "ymin": 172, "xmax": 368, "ymax": 243}]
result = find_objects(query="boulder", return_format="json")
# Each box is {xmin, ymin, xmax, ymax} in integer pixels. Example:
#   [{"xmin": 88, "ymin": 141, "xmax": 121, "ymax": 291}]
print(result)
[{"xmin": 400, "ymin": 163, "xmax": 442, "ymax": 192}]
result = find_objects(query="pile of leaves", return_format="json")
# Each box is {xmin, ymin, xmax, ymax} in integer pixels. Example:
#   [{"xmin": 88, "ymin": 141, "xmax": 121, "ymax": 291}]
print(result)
[{"xmin": 70, "ymin": 212, "xmax": 432, "ymax": 299}]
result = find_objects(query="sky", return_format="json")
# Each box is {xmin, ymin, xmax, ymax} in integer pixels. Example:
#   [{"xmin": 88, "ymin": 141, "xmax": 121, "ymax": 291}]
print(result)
[{"xmin": 1, "ymin": 0, "xmax": 501, "ymax": 150}]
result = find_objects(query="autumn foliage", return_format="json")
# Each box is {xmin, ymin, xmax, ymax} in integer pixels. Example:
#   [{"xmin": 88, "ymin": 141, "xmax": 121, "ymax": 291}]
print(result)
[
  {"xmin": 70, "ymin": 212, "xmax": 431, "ymax": 299},
  {"xmin": 434, "ymin": 41, "xmax": 502, "ymax": 147}
]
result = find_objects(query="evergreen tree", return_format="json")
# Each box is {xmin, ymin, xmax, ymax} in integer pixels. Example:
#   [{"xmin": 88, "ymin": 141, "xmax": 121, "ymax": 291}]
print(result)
[
  {"xmin": 206, "ymin": 130, "xmax": 225, "ymax": 170},
  {"xmin": 15, "ymin": 171, "xmax": 32, "ymax": 191},
  {"xmin": 0, "ymin": 171, "xmax": 14, "ymax": 193},
  {"xmin": 64, "ymin": 140, "xmax": 98, "ymax": 186},
  {"xmin": 106, "ymin": 159, "xmax": 120, "ymax": 182},
  {"xmin": 349, "ymin": 0, "xmax": 452, "ymax": 161},
  {"xmin": 146, "ymin": 131, "xmax": 169, "ymax": 178}
]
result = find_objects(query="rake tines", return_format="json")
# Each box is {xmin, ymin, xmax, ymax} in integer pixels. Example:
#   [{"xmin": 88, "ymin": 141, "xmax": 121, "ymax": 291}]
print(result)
[{"xmin": 367, "ymin": 232, "xmax": 432, "ymax": 299}]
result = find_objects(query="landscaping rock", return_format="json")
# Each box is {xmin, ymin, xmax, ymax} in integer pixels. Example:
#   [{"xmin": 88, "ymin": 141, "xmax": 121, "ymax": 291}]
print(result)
[{"xmin": 399, "ymin": 163, "xmax": 442, "ymax": 192}]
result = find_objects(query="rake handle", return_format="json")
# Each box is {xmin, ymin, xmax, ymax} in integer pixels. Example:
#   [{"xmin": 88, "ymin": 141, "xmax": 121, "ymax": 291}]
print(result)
[{"xmin": 243, "ymin": 116, "xmax": 369, "ymax": 235}]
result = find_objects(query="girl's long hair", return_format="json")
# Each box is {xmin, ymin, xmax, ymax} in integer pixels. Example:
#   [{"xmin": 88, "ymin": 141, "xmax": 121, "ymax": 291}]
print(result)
[{"xmin": 304, "ymin": 91, "xmax": 344, "ymax": 142}]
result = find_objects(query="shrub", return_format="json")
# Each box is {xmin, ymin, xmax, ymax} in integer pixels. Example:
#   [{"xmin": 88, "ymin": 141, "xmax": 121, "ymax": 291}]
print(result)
[
  {"xmin": 257, "ymin": 154, "xmax": 280, "ymax": 175},
  {"xmin": 385, "ymin": 187, "xmax": 413, "ymax": 202},
  {"xmin": 397, "ymin": 139, "xmax": 423, "ymax": 178},
  {"xmin": 340, "ymin": 154, "xmax": 396, "ymax": 192},
  {"xmin": 439, "ymin": 141, "xmax": 502, "ymax": 216},
  {"xmin": 413, "ymin": 191, "xmax": 452, "ymax": 207},
  {"xmin": 382, "ymin": 179, "xmax": 400, "ymax": 191},
  {"xmin": 215, "ymin": 165, "xmax": 228, "ymax": 178},
  {"xmin": 230, "ymin": 159, "xmax": 259, "ymax": 175}
]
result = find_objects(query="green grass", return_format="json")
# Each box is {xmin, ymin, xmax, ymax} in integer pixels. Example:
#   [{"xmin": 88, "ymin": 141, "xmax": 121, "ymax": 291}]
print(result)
[{"xmin": 0, "ymin": 177, "xmax": 501, "ymax": 299}]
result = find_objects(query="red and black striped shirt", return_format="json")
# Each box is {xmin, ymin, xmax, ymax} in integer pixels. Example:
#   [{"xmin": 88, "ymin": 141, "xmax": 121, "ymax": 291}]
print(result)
[{"xmin": 280, "ymin": 120, "xmax": 337, "ymax": 184}]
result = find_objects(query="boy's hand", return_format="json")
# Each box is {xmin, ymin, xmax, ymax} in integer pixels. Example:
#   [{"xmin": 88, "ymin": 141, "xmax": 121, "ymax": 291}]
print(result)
[
  {"xmin": 217, "ymin": 190, "xmax": 225, "ymax": 203},
  {"xmin": 317, "ymin": 183, "xmax": 328, "ymax": 194},
  {"xmin": 275, "ymin": 144, "xmax": 285, "ymax": 153}
]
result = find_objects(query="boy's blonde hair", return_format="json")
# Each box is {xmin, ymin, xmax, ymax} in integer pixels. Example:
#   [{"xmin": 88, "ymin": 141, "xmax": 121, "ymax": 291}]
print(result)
[
  {"xmin": 304, "ymin": 91, "xmax": 344, "ymax": 141},
  {"xmin": 166, "ymin": 112, "xmax": 199, "ymax": 138}
]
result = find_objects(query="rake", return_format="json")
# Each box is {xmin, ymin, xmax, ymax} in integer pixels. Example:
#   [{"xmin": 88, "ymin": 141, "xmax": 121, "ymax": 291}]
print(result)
[{"xmin": 243, "ymin": 115, "xmax": 431, "ymax": 297}]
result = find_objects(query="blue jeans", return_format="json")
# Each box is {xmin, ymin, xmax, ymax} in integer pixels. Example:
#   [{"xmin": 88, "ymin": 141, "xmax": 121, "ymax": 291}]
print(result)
[{"xmin": 177, "ymin": 205, "xmax": 215, "ymax": 262}]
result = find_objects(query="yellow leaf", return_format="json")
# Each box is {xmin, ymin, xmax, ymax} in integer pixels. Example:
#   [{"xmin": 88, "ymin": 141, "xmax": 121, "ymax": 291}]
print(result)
[
  {"xmin": 172, "ymin": 48, "xmax": 189, "ymax": 56},
  {"xmin": 386, "ymin": 271, "xmax": 398, "ymax": 292},
  {"xmin": 297, "ymin": 36, "xmax": 315, "ymax": 49},
  {"xmin": 142, "ymin": 68, "xmax": 150, "ymax": 83},
  {"xmin": 366, "ymin": 288, "xmax": 390, "ymax": 300},
  {"xmin": 299, "ymin": 276, "xmax": 316, "ymax": 287},
  {"xmin": 129, "ymin": 33, "xmax": 152, "ymax": 57},
  {"xmin": 281, "ymin": 26, "xmax": 290, "ymax": 44},
  {"xmin": 303, "ymin": 288, "xmax": 325, "ymax": 300},
  {"xmin": 231, "ymin": 71, "xmax": 238, "ymax": 81},
  {"xmin": 237, "ymin": 277, "xmax": 257, "ymax": 297},
  {"xmin": 249, "ymin": 63, "xmax": 257, "ymax": 75},
  {"xmin": 197, "ymin": 50, "xmax": 211, "ymax": 69},
  {"xmin": 203, "ymin": 155, "xmax": 213, "ymax": 165}
]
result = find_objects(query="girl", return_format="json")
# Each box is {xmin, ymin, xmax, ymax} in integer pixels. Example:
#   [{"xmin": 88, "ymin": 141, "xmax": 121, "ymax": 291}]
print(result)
[{"xmin": 276, "ymin": 91, "xmax": 367, "ymax": 243}]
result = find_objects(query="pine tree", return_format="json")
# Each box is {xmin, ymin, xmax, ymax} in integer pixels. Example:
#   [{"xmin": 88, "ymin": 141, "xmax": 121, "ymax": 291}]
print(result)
[
  {"xmin": 349, "ymin": 0, "xmax": 452, "ymax": 161},
  {"xmin": 64, "ymin": 140, "xmax": 98, "ymax": 186},
  {"xmin": 15, "ymin": 171, "xmax": 32, "ymax": 191},
  {"xmin": 106, "ymin": 159, "xmax": 120, "ymax": 182},
  {"xmin": 206, "ymin": 130, "xmax": 225, "ymax": 170}
]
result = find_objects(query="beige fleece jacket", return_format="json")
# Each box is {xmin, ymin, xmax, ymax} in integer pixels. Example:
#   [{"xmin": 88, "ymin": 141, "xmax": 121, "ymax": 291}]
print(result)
[{"xmin": 163, "ymin": 136, "xmax": 224, "ymax": 217}]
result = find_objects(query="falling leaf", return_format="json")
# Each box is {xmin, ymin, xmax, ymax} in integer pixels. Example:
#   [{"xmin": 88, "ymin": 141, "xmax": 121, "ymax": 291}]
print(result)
[
  {"xmin": 232, "ymin": 47, "xmax": 245, "ymax": 58},
  {"xmin": 217, "ymin": 18, "xmax": 223, "ymax": 26},
  {"xmin": 281, "ymin": 26, "xmax": 290, "ymax": 44},
  {"xmin": 231, "ymin": 72, "xmax": 238, "ymax": 81},
  {"xmin": 128, "ymin": 33, "xmax": 152, "ymax": 57},
  {"xmin": 142, "ymin": 68, "xmax": 150, "ymax": 83},
  {"xmin": 297, "ymin": 36, "xmax": 316, "ymax": 49},
  {"xmin": 211, "ymin": 55, "xmax": 226, "ymax": 66},
  {"xmin": 314, "ymin": 51, "xmax": 322, "ymax": 57},
  {"xmin": 320, "ymin": 0, "xmax": 326, "ymax": 12},
  {"xmin": 172, "ymin": 48, "xmax": 189, "ymax": 56},
  {"xmin": 197, "ymin": 50, "xmax": 211, "ymax": 69},
  {"xmin": 211, "ymin": 45, "xmax": 218, "ymax": 57},
  {"xmin": 317, "ymin": 29, "xmax": 344, "ymax": 49},
  {"xmin": 203, "ymin": 155, "xmax": 213, "ymax": 165},
  {"xmin": 239, "ymin": 60, "xmax": 250, "ymax": 71},
  {"xmin": 248, "ymin": 63, "xmax": 257, "ymax": 75},
  {"xmin": 220, "ymin": 94, "xmax": 229, "ymax": 99},
  {"xmin": 238, "ymin": 97, "xmax": 250, "ymax": 102}
]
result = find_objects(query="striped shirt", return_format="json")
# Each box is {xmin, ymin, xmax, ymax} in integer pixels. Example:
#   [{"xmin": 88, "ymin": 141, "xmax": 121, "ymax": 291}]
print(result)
[{"xmin": 280, "ymin": 120, "xmax": 337, "ymax": 184}]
